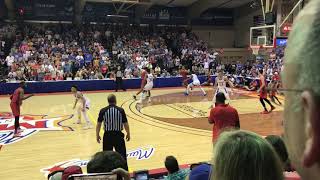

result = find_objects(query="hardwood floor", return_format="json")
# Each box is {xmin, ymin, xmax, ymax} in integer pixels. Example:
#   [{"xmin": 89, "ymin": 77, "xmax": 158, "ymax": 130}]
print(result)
[{"xmin": 0, "ymin": 87, "xmax": 283, "ymax": 180}]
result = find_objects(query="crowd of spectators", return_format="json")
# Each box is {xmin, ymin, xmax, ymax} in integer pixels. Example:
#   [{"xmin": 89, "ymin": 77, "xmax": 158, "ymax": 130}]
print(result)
[
  {"xmin": 0, "ymin": 23, "xmax": 284, "ymax": 84},
  {"xmin": 0, "ymin": 23, "xmax": 214, "ymax": 82}
]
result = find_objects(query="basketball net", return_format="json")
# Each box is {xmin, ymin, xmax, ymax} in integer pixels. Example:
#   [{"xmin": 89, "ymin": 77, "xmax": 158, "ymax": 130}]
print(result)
[{"xmin": 251, "ymin": 46, "xmax": 261, "ymax": 55}]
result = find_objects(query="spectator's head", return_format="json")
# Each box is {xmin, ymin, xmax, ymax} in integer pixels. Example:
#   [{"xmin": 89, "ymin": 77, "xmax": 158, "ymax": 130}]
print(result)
[
  {"xmin": 108, "ymin": 94, "xmax": 117, "ymax": 105},
  {"xmin": 215, "ymin": 92, "xmax": 226, "ymax": 105},
  {"xmin": 87, "ymin": 151, "xmax": 127, "ymax": 173},
  {"xmin": 265, "ymin": 135, "xmax": 289, "ymax": 169},
  {"xmin": 165, "ymin": 156, "xmax": 180, "ymax": 174},
  {"xmin": 258, "ymin": 69, "xmax": 263, "ymax": 75},
  {"xmin": 212, "ymin": 130, "xmax": 283, "ymax": 180},
  {"xmin": 283, "ymin": 1, "xmax": 320, "ymax": 179},
  {"xmin": 71, "ymin": 85, "xmax": 78, "ymax": 93}
]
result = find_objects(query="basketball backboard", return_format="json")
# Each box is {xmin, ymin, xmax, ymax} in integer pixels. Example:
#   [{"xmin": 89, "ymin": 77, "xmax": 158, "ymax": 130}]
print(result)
[{"xmin": 250, "ymin": 25, "xmax": 276, "ymax": 48}]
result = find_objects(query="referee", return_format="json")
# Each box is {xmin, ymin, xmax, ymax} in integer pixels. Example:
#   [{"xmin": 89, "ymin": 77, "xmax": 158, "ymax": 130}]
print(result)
[
  {"xmin": 115, "ymin": 66, "xmax": 126, "ymax": 92},
  {"xmin": 96, "ymin": 94, "xmax": 130, "ymax": 168}
]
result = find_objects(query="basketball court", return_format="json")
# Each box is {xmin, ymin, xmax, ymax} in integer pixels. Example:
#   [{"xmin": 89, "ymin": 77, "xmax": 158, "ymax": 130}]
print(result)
[{"xmin": 0, "ymin": 87, "xmax": 284, "ymax": 179}]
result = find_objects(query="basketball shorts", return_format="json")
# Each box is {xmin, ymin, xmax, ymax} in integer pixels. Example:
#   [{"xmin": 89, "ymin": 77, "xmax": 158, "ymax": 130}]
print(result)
[{"xmin": 143, "ymin": 83, "xmax": 153, "ymax": 91}]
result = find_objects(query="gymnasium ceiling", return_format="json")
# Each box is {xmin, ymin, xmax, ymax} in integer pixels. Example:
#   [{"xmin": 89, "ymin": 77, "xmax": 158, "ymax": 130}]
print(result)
[
  {"xmin": 85, "ymin": 0, "xmax": 255, "ymax": 8},
  {"xmin": 150, "ymin": 0, "xmax": 254, "ymax": 8}
]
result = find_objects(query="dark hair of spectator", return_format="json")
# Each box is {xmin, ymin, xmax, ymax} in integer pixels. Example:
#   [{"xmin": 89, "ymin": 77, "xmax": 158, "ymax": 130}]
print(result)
[
  {"xmin": 165, "ymin": 156, "xmax": 180, "ymax": 174},
  {"xmin": 265, "ymin": 135, "xmax": 290, "ymax": 170},
  {"xmin": 87, "ymin": 151, "xmax": 127, "ymax": 173},
  {"xmin": 216, "ymin": 92, "xmax": 226, "ymax": 104}
]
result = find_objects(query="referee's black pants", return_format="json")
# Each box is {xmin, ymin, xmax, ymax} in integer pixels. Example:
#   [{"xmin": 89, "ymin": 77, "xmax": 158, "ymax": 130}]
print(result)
[
  {"xmin": 103, "ymin": 131, "xmax": 128, "ymax": 170},
  {"xmin": 115, "ymin": 77, "xmax": 126, "ymax": 91}
]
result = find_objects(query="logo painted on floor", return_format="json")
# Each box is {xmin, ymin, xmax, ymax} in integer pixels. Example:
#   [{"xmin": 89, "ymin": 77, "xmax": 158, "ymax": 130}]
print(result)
[
  {"xmin": 0, "ymin": 112, "xmax": 73, "ymax": 149},
  {"xmin": 40, "ymin": 146, "xmax": 155, "ymax": 177}
]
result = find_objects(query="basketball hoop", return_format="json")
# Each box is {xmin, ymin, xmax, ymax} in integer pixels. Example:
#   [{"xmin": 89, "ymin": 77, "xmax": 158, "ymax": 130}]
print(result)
[{"xmin": 250, "ymin": 45, "xmax": 261, "ymax": 55}]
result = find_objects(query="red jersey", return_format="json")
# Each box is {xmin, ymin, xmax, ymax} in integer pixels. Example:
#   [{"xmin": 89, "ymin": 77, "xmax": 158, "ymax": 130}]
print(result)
[
  {"xmin": 272, "ymin": 74, "xmax": 280, "ymax": 81},
  {"xmin": 259, "ymin": 75, "xmax": 268, "ymax": 98},
  {"xmin": 180, "ymin": 69, "xmax": 188, "ymax": 79},
  {"xmin": 141, "ymin": 70, "xmax": 147, "ymax": 80},
  {"xmin": 209, "ymin": 104, "xmax": 240, "ymax": 141},
  {"xmin": 10, "ymin": 87, "xmax": 23, "ymax": 104}
]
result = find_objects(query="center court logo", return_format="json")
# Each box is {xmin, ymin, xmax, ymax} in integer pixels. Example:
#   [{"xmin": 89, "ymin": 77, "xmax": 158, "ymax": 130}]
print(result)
[
  {"xmin": 40, "ymin": 146, "xmax": 155, "ymax": 177},
  {"xmin": 0, "ymin": 112, "xmax": 73, "ymax": 149}
]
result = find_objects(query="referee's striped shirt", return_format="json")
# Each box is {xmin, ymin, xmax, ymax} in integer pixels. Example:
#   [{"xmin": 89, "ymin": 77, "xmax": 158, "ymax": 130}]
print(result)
[{"xmin": 98, "ymin": 105, "xmax": 128, "ymax": 131}]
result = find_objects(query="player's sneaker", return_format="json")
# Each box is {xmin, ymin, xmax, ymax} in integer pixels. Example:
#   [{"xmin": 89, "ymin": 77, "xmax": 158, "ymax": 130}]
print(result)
[
  {"xmin": 13, "ymin": 132, "xmax": 21, "ymax": 137},
  {"xmin": 14, "ymin": 128, "xmax": 23, "ymax": 134},
  {"xmin": 184, "ymin": 92, "xmax": 189, "ymax": 96},
  {"xmin": 83, "ymin": 125, "xmax": 93, "ymax": 130},
  {"xmin": 133, "ymin": 95, "xmax": 137, "ymax": 100},
  {"xmin": 260, "ymin": 110, "xmax": 269, "ymax": 114},
  {"xmin": 204, "ymin": 93, "xmax": 207, "ymax": 96},
  {"xmin": 74, "ymin": 120, "xmax": 81, "ymax": 124},
  {"xmin": 84, "ymin": 123, "xmax": 93, "ymax": 129},
  {"xmin": 13, "ymin": 129, "xmax": 22, "ymax": 137},
  {"xmin": 270, "ymin": 106, "xmax": 276, "ymax": 112}
]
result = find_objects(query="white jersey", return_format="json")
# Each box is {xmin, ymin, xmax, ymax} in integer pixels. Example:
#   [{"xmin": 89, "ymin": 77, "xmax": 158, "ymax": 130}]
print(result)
[
  {"xmin": 144, "ymin": 74, "xmax": 154, "ymax": 91},
  {"xmin": 214, "ymin": 76, "xmax": 230, "ymax": 101},
  {"xmin": 146, "ymin": 74, "xmax": 154, "ymax": 85},
  {"xmin": 191, "ymin": 74, "xmax": 200, "ymax": 86},
  {"xmin": 75, "ymin": 91, "xmax": 90, "ymax": 109},
  {"xmin": 192, "ymin": 74, "xmax": 199, "ymax": 83},
  {"xmin": 216, "ymin": 76, "xmax": 227, "ymax": 89}
]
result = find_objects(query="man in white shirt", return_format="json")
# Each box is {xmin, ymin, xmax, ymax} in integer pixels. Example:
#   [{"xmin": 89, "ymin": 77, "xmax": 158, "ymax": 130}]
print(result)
[
  {"xmin": 5, "ymin": 53, "xmax": 14, "ymax": 68},
  {"xmin": 76, "ymin": 53, "xmax": 84, "ymax": 62}
]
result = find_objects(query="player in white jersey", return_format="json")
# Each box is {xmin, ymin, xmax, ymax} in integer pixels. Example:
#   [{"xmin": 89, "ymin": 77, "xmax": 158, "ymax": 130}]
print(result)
[
  {"xmin": 185, "ymin": 72, "xmax": 207, "ymax": 96},
  {"xmin": 212, "ymin": 71, "xmax": 233, "ymax": 105},
  {"xmin": 71, "ymin": 85, "xmax": 93, "ymax": 129},
  {"xmin": 138, "ymin": 68, "xmax": 155, "ymax": 103}
]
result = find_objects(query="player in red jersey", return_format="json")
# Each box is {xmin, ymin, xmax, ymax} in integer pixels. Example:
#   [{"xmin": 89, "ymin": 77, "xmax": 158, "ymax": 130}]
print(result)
[
  {"xmin": 10, "ymin": 81, "xmax": 34, "ymax": 136},
  {"xmin": 179, "ymin": 66, "xmax": 188, "ymax": 87},
  {"xmin": 133, "ymin": 67, "xmax": 148, "ymax": 100},
  {"xmin": 268, "ymin": 80, "xmax": 282, "ymax": 105},
  {"xmin": 258, "ymin": 69, "xmax": 275, "ymax": 114}
]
